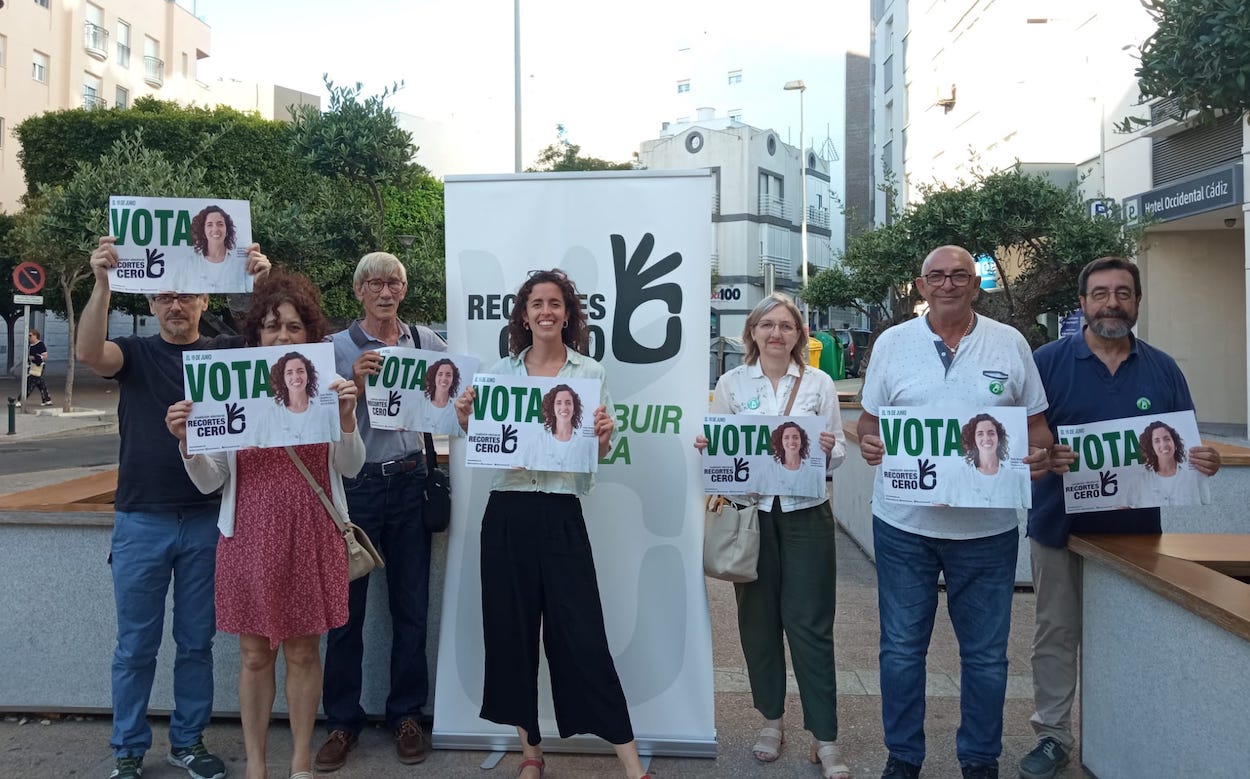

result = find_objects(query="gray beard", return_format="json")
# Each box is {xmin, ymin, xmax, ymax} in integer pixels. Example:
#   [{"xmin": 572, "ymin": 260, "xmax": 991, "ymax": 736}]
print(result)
[{"xmin": 1089, "ymin": 315, "xmax": 1133, "ymax": 339}]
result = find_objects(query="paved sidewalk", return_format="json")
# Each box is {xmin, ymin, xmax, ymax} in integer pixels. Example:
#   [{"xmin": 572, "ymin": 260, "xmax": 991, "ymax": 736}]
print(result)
[{"xmin": 0, "ymin": 366, "xmax": 121, "ymax": 443}]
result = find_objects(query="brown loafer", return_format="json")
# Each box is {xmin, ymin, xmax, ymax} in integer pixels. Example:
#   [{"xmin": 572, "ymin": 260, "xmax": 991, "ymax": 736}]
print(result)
[
  {"xmin": 314, "ymin": 729, "xmax": 358, "ymax": 773},
  {"xmin": 395, "ymin": 718, "xmax": 429, "ymax": 764}
]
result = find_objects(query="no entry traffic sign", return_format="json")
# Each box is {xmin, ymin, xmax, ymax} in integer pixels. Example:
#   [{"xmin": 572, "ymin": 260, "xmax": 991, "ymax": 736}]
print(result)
[{"xmin": 12, "ymin": 262, "xmax": 46, "ymax": 295}]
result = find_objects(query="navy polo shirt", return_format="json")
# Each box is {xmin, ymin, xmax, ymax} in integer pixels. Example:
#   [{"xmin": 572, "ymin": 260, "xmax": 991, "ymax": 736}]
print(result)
[{"xmin": 1028, "ymin": 329, "xmax": 1195, "ymax": 548}]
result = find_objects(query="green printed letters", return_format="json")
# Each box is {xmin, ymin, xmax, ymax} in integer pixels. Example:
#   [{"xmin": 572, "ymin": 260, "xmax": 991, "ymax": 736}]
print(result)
[
  {"xmin": 880, "ymin": 417, "xmax": 963, "ymax": 457},
  {"xmin": 702, "ymin": 422, "xmax": 772, "ymax": 457},
  {"xmin": 110, "ymin": 207, "xmax": 193, "ymax": 247},
  {"xmin": 472, "ymin": 383, "xmax": 543, "ymax": 423},
  {"xmin": 185, "ymin": 360, "xmax": 272, "ymax": 402},
  {"xmin": 367, "ymin": 355, "xmax": 428, "ymax": 390},
  {"xmin": 1058, "ymin": 430, "xmax": 1141, "ymax": 472}
]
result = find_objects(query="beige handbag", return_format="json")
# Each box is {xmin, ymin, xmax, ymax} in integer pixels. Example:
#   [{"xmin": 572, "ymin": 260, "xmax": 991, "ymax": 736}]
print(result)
[
  {"xmin": 285, "ymin": 446, "xmax": 384, "ymax": 581},
  {"xmin": 702, "ymin": 369, "xmax": 804, "ymax": 583}
]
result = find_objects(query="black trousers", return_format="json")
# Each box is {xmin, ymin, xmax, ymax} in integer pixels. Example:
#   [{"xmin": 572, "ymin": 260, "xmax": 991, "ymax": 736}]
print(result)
[{"xmin": 479, "ymin": 490, "xmax": 635, "ymax": 746}]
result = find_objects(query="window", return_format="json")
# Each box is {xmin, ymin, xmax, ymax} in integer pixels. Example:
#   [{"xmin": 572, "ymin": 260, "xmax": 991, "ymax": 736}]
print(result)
[
  {"xmin": 143, "ymin": 36, "xmax": 163, "ymax": 86},
  {"xmin": 32, "ymin": 51, "xmax": 49, "ymax": 83},
  {"xmin": 115, "ymin": 85, "xmax": 129, "ymax": 109},
  {"xmin": 729, "ymin": 109, "xmax": 743, "ymax": 123},
  {"xmin": 181, "ymin": 52, "xmax": 188, "ymax": 76},
  {"xmin": 34, "ymin": 0, "xmax": 50, "ymax": 8},
  {"xmin": 0, "ymin": 34, "xmax": 6, "ymax": 68},
  {"xmin": 117, "ymin": 21, "xmax": 131, "ymax": 67},
  {"xmin": 85, "ymin": 4, "xmax": 109, "ymax": 59},
  {"xmin": 677, "ymin": 79, "xmax": 690, "ymax": 94},
  {"xmin": 83, "ymin": 73, "xmax": 105, "ymax": 109},
  {"xmin": 0, "ymin": 117, "xmax": 5, "ymax": 148},
  {"xmin": 728, "ymin": 69, "xmax": 742, "ymax": 85}
]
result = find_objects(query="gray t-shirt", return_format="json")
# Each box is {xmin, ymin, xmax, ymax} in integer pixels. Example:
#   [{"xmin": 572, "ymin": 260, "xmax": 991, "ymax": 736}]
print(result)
[{"xmin": 860, "ymin": 315, "xmax": 1048, "ymax": 539}]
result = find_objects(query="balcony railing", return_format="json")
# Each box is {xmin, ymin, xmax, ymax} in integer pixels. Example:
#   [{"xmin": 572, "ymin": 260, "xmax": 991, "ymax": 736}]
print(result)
[
  {"xmin": 710, "ymin": 254, "xmax": 720, "ymax": 274},
  {"xmin": 760, "ymin": 255, "xmax": 791, "ymax": 277},
  {"xmin": 143, "ymin": 55, "xmax": 165, "ymax": 87},
  {"xmin": 84, "ymin": 22, "xmax": 109, "ymax": 60},
  {"xmin": 758, "ymin": 194, "xmax": 790, "ymax": 219},
  {"xmin": 83, "ymin": 93, "xmax": 107, "ymax": 110},
  {"xmin": 807, "ymin": 205, "xmax": 831, "ymax": 229},
  {"xmin": 1150, "ymin": 96, "xmax": 1185, "ymax": 126},
  {"xmin": 117, "ymin": 43, "xmax": 131, "ymax": 68}
]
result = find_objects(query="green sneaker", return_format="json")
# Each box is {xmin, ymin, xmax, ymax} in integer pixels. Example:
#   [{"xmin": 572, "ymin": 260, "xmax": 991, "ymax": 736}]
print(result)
[
  {"xmin": 109, "ymin": 755, "xmax": 144, "ymax": 779},
  {"xmin": 1019, "ymin": 737, "xmax": 1069, "ymax": 779},
  {"xmin": 166, "ymin": 740, "xmax": 226, "ymax": 779}
]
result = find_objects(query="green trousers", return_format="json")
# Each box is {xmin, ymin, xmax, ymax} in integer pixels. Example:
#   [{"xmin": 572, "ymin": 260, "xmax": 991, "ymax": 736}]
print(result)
[{"xmin": 734, "ymin": 499, "xmax": 839, "ymax": 740}]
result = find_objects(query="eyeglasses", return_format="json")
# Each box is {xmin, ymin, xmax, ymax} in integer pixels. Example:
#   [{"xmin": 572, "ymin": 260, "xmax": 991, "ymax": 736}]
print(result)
[
  {"xmin": 1085, "ymin": 287, "xmax": 1135, "ymax": 303},
  {"xmin": 528, "ymin": 268, "xmax": 568, "ymax": 280},
  {"xmin": 363, "ymin": 278, "xmax": 406, "ymax": 293},
  {"xmin": 755, "ymin": 321, "xmax": 798, "ymax": 334},
  {"xmin": 152, "ymin": 294, "xmax": 200, "ymax": 306},
  {"xmin": 922, "ymin": 271, "xmax": 975, "ymax": 287}
]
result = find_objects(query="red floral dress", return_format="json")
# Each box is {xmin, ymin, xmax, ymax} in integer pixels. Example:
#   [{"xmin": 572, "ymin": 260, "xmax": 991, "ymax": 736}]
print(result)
[{"xmin": 215, "ymin": 443, "xmax": 349, "ymax": 649}]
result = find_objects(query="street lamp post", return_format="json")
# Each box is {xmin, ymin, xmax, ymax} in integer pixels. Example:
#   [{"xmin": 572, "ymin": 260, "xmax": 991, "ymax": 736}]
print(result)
[{"xmin": 783, "ymin": 79, "xmax": 808, "ymax": 326}]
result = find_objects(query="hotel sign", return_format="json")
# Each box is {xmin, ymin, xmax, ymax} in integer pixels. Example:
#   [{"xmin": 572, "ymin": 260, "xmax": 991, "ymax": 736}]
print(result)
[{"xmin": 1122, "ymin": 163, "xmax": 1243, "ymax": 225}]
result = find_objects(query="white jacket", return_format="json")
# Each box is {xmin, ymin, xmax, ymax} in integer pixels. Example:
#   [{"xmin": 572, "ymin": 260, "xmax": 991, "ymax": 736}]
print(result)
[{"xmin": 183, "ymin": 428, "xmax": 366, "ymax": 537}]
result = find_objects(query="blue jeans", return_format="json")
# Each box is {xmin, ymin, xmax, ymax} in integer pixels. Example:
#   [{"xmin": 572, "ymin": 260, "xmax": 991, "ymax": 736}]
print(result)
[
  {"xmin": 109, "ymin": 506, "xmax": 219, "ymax": 759},
  {"xmin": 873, "ymin": 516, "xmax": 1017, "ymax": 769},
  {"xmin": 323, "ymin": 468, "xmax": 431, "ymax": 732}
]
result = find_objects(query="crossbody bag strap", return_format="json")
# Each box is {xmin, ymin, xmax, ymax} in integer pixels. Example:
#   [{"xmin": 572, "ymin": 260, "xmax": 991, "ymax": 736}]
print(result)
[
  {"xmin": 285, "ymin": 446, "xmax": 349, "ymax": 533},
  {"xmin": 783, "ymin": 367, "xmax": 804, "ymax": 415}
]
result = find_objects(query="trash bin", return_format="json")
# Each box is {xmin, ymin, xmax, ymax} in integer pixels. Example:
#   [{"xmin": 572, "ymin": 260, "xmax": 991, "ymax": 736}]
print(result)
[
  {"xmin": 813, "ymin": 331, "xmax": 843, "ymax": 379},
  {"xmin": 807, "ymin": 336, "xmax": 822, "ymax": 371}
]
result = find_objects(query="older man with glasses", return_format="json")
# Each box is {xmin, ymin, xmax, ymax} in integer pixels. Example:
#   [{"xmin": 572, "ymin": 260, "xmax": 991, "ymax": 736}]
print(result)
[
  {"xmin": 316, "ymin": 252, "xmax": 447, "ymax": 772},
  {"xmin": 79, "ymin": 236, "xmax": 270, "ymax": 779},
  {"xmin": 855, "ymin": 246, "xmax": 1053, "ymax": 779}
]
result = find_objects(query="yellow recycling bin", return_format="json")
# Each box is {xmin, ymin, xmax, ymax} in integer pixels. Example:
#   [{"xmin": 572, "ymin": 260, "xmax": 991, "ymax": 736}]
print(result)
[{"xmin": 807, "ymin": 336, "xmax": 822, "ymax": 370}]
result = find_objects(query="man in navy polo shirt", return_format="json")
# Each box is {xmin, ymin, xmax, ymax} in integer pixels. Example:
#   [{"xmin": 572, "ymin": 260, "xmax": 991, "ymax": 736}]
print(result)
[{"xmin": 1018, "ymin": 256, "xmax": 1222, "ymax": 779}]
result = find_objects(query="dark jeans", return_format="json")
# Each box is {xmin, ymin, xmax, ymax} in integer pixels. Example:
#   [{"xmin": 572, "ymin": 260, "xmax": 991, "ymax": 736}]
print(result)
[{"xmin": 323, "ymin": 467, "xmax": 431, "ymax": 732}]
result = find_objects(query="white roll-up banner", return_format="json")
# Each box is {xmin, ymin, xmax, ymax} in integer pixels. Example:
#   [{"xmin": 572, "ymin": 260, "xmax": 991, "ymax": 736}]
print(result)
[{"xmin": 435, "ymin": 170, "xmax": 716, "ymax": 757}]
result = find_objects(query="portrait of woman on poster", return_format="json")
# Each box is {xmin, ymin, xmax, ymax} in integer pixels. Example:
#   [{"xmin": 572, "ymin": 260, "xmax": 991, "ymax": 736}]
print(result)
[
  {"xmin": 523, "ymin": 382, "xmax": 597, "ymax": 473},
  {"xmin": 418, "ymin": 357, "xmax": 463, "ymax": 435},
  {"xmin": 767, "ymin": 421, "xmax": 825, "ymax": 498},
  {"xmin": 1135, "ymin": 420, "xmax": 1205, "ymax": 507},
  {"xmin": 453, "ymin": 269, "xmax": 651, "ymax": 779},
  {"xmin": 257, "ymin": 351, "xmax": 341, "ymax": 448},
  {"xmin": 694, "ymin": 292, "xmax": 850, "ymax": 778},
  {"xmin": 172, "ymin": 205, "xmax": 246, "ymax": 292},
  {"xmin": 943, "ymin": 413, "xmax": 1029, "ymax": 509},
  {"xmin": 165, "ymin": 270, "xmax": 364, "ymax": 779}
]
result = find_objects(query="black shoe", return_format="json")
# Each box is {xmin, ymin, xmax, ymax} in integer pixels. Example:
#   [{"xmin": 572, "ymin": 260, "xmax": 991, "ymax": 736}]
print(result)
[
  {"xmin": 166, "ymin": 740, "xmax": 226, "ymax": 779},
  {"xmin": 110, "ymin": 755, "xmax": 144, "ymax": 779},
  {"xmin": 1019, "ymin": 737, "xmax": 1068, "ymax": 779},
  {"xmin": 962, "ymin": 763, "xmax": 998, "ymax": 779},
  {"xmin": 882, "ymin": 754, "xmax": 922, "ymax": 778}
]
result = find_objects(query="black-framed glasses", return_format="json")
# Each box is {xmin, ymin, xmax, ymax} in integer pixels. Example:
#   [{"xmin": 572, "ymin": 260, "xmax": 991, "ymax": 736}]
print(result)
[
  {"xmin": 363, "ymin": 278, "xmax": 406, "ymax": 293},
  {"xmin": 151, "ymin": 293, "xmax": 200, "ymax": 306},
  {"xmin": 922, "ymin": 271, "xmax": 975, "ymax": 287},
  {"xmin": 1085, "ymin": 287, "xmax": 1135, "ymax": 303}
]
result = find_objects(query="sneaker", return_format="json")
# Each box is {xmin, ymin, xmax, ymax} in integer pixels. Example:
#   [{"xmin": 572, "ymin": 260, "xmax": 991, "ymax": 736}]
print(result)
[
  {"xmin": 110, "ymin": 755, "xmax": 144, "ymax": 779},
  {"xmin": 1019, "ymin": 737, "xmax": 1069, "ymax": 779},
  {"xmin": 166, "ymin": 740, "xmax": 226, "ymax": 779},
  {"xmin": 882, "ymin": 754, "xmax": 922, "ymax": 778},
  {"xmin": 42, "ymin": 400, "xmax": 53, "ymax": 406},
  {"xmin": 963, "ymin": 764, "xmax": 999, "ymax": 779}
]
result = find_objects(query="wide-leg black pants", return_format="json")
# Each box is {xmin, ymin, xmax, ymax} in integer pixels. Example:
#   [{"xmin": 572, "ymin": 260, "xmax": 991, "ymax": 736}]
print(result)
[{"xmin": 479, "ymin": 490, "xmax": 635, "ymax": 746}]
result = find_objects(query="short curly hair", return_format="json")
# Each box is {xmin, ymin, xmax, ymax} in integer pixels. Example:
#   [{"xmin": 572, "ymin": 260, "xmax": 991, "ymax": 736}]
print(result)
[
  {"xmin": 1139, "ymin": 420, "xmax": 1187, "ymax": 471},
  {"xmin": 423, "ymin": 358, "xmax": 461, "ymax": 402},
  {"xmin": 243, "ymin": 270, "xmax": 329, "ymax": 346},
  {"xmin": 770, "ymin": 421, "xmax": 810, "ymax": 464},
  {"xmin": 541, "ymin": 383, "xmax": 583, "ymax": 433},
  {"xmin": 269, "ymin": 351, "xmax": 318, "ymax": 408},
  {"xmin": 507, "ymin": 269, "xmax": 590, "ymax": 356},
  {"xmin": 190, "ymin": 205, "xmax": 237, "ymax": 257},
  {"xmin": 961, "ymin": 413, "xmax": 1009, "ymax": 467}
]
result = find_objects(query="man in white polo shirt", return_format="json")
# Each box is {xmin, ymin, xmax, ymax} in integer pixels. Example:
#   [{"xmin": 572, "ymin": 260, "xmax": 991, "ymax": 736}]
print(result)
[{"xmin": 856, "ymin": 245, "xmax": 1053, "ymax": 779}]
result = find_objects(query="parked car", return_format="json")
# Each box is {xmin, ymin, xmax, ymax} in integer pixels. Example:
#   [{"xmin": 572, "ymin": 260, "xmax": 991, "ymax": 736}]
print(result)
[
  {"xmin": 833, "ymin": 328, "xmax": 872, "ymax": 378},
  {"xmin": 709, "ymin": 336, "xmax": 745, "ymax": 389}
]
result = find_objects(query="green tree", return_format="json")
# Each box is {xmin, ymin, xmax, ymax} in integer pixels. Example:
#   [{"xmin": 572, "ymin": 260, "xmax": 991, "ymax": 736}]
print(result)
[
  {"xmin": 802, "ymin": 166, "xmax": 1141, "ymax": 347},
  {"xmin": 384, "ymin": 175, "xmax": 447, "ymax": 324},
  {"xmin": 290, "ymin": 77, "xmax": 419, "ymax": 248},
  {"xmin": 0, "ymin": 214, "xmax": 27, "ymax": 371},
  {"xmin": 8, "ymin": 135, "xmax": 212, "ymax": 409},
  {"xmin": 1119, "ymin": 0, "xmax": 1250, "ymax": 130},
  {"xmin": 528, "ymin": 125, "xmax": 635, "ymax": 172}
]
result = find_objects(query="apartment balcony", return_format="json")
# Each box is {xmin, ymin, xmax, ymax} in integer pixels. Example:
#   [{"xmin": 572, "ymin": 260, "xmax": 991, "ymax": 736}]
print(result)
[
  {"xmin": 758, "ymin": 194, "xmax": 790, "ymax": 220},
  {"xmin": 760, "ymin": 254, "xmax": 791, "ymax": 276},
  {"xmin": 82, "ymin": 93, "xmax": 107, "ymax": 110},
  {"xmin": 807, "ymin": 205, "xmax": 831, "ymax": 229},
  {"xmin": 84, "ymin": 22, "xmax": 109, "ymax": 61},
  {"xmin": 143, "ymin": 56, "xmax": 165, "ymax": 87}
]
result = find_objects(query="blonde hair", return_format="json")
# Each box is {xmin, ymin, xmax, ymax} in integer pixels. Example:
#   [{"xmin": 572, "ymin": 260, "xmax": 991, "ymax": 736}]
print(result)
[{"xmin": 742, "ymin": 293, "xmax": 806, "ymax": 366}]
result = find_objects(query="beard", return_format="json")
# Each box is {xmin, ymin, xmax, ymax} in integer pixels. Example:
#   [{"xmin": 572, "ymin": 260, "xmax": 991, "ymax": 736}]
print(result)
[{"xmin": 1088, "ymin": 312, "xmax": 1134, "ymax": 339}]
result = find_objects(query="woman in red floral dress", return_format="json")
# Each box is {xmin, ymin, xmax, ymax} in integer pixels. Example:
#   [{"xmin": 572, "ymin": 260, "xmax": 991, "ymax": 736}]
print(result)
[{"xmin": 166, "ymin": 271, "xmax": 364, "ymax": 779}]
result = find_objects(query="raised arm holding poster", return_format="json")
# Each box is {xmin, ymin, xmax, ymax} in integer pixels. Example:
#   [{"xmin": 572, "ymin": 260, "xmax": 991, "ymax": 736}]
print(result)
[
  {"xmin": 183, "ymin": 342, "xmax": 340, "ymax": 453},
  {"xmin": 702, "ymin": 414, "xmax": 827, "ymax": 498},
  {"xmin": 1058, "ymin": 409, "xmax": 1209, "ymax": 513},
  {"xmin": 465, "ymin": 374, "xmax": 602, "ymax": 473},
  {"xmin": 879, "ymin": 405, "xmax": 1031, "ymax": 509},
  {"xmin": 363, "ymin": 347, "xmax": 479, "ymax": 436},
  {"xmin": 108, "ymin": 196, "xmax": 254, "ymax": 293}
]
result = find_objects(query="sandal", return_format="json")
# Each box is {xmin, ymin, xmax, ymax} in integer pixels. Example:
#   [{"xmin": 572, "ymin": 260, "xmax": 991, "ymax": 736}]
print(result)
[
  {"xmin": 752, "ymin": 725, "xmax": 784, "ymax": 763},
  {"xmin": 810, "ymin": 740, "xmax": 851, "ymax": 779},
  {"xmin": 517, "ymin": 755, "xmax": 545, "ymax": 778}
]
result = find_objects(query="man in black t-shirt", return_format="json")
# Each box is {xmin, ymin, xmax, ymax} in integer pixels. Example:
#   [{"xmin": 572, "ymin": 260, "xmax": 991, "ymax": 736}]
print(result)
[{"xmin": 80, "ymin": 235, "xmax": 268, "ymax": 779}]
